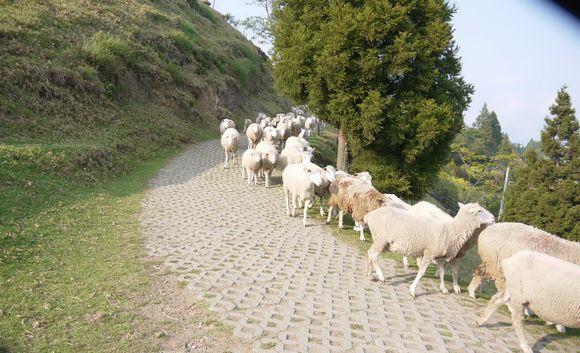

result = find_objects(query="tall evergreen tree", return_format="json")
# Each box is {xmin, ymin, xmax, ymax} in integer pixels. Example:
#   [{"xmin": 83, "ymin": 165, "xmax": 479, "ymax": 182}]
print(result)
[
  {"xmin": 272, "ymin": 0, "xmax": 473, "ymax": 197},
  {"xmin": 473, "ymin": 103, "xmax": 502, "ymax": 156},
  {"xmin": 504, "ymin": 86, "xmax": 579, "ymax": 240}
]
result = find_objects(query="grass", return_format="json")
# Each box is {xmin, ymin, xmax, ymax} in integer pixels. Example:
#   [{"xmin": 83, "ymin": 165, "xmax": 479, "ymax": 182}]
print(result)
[{"xmin": 0, "ymin": 145, "xmax": 183, "ymax": 353}]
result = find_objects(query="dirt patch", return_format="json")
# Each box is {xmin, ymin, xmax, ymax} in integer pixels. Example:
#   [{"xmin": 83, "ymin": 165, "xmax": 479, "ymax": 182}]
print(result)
[{"xmin": 132, "ymin": 257, "xmax": 253, "ymax": 353}]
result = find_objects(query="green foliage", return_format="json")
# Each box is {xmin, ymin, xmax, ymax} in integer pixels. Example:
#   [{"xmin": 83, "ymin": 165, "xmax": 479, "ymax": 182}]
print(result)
[
  {"xmin": 504, "ymin": 86, "xmax": 579, "ymax": 240},
  {"xmin": 472, "ymin": 103, "xmax": 503, "ymax": 156},
  {"xmin": 83, "ymin": 32, "xmax": 135, "ymax": 73},
  {"xmin": 273, "ymin": 0, "xmax": 473, "ymax": 197},
  {"xmin": 231, "ymin": 58, "xmax": 258, "ymax": 88}
]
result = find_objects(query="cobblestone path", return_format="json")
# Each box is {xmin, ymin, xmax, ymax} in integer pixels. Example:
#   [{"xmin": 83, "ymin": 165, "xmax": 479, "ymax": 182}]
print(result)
[{"xmin": 142, "ymin": 139, "xmax": 578, "ymax": 353}]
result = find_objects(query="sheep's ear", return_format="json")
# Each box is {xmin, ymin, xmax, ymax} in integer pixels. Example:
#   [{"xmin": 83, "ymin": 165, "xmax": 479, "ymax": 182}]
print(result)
[{"xmin": 458, "ymin": 202, "xmax": 465, "ymax": 207}]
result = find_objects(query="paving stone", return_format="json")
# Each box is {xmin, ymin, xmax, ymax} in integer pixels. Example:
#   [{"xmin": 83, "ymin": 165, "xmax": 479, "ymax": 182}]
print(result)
[{"xmin": 143, "ymin": 139, "xmax": 578, "ymax": 353}]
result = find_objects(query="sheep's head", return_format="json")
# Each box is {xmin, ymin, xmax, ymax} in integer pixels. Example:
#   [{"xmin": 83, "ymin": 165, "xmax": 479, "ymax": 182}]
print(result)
[
  {"xmin": 324, "ymin": 166, "xmax": 336, "ymax": 182},
  {"xmin": 458, "ymin": 202, "xmax": 495, "ymax": 226},
  {"xmin": 263, "ymin": 152, "xmax": 277, "ymax": 165},
  {"xmin": 306, "ymin": 168, "xmax": 323, "ymax": 187},
  {"xmin": 356, "ymin": 171, "xmax": 372, "ymax": 185},
  {"xmin": 301, "ymin": 151, "xmax": 313, "ymax": 163}
]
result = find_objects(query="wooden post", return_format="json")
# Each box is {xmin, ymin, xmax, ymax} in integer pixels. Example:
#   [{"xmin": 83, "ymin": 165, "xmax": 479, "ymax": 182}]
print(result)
[{"xmin": 337, "ymin": 128, "xmax": 348, "ymax": 172}]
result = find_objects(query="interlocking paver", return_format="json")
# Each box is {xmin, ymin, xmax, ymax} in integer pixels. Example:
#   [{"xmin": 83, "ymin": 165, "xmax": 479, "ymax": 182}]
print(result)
[{"xmin": 142, "ymin": 139, "xmax": 578, "ymax": 353}]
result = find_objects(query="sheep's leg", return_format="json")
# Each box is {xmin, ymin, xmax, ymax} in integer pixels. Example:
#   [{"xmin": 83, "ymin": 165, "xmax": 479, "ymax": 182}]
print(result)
[
  {"xmin": 325, "ymin": 206, "xmax": 334, "ymax": 224},
  {"xmin": 291, "ymin": 193, "xmax": 297, "ymax": 217},
  {"xmin": 403, "ymin": 256, "xmax": 409, "ymax": 269},
  {"xmin": 409, "ymin": 257, "xmax": 433, "ymax": 298},
  {"xmin": 338, "ymin": 210, "xmax": 344, "ymax": 229},
  {"xmin": 253, "ymin": 171, "xmax": 258, "ymax": 185},
  {"xmin": 510, "ymin": 301, "xmax": 533, "ymax": 353},
  {"xmin": 436, "ymin": 260, "xmax": 448, "ymax": 294},
  {"xmin": 241, "ymin": 165, "xmax": 246, "ymax": 180},
  {"xmin": 297, "ymin": 196, "xmax": 303, "ymax": 208},
  {"xmin": 284, "ymin": 187, "xmax": 291, "ymax": 216},
  {"xmin": 358, "ymin": 223, "xmax": 366, "ymax": 241},
  {"xmin": 302, "ymin": 199, "xmax": 310, "ymax": 227},
  {"xmin": 223, "ymin": 150, "xmax": 229, "ymax": 169},
  {"xmin": 265, "ymin": 171, "xmax": 270, "ymax": 187},
  {"xmin": 467, "ymin": 264, "xmax": 486, "ymax": 299},
  {"xmin": 319, "ymin": 196, "xmax": 325, "ymax": 216},
  {"xmin": 476, "ymin": 289, "xmax": 509, "ymax": 326},
  {"xmin": 367, "ymin": 244, "xmax": 385, "ymax": 282},
  {"xmin": 450, "ymin": 259, "xmax": 461, "ymax": 294}
]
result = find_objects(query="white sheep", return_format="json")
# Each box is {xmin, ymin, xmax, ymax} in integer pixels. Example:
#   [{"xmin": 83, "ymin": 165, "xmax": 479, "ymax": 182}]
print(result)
[
  {"xmin": 255, "ymin": 112, "xmax": 267, "ymax": 124},
  {"xmin": 364, "ymin": 202, "xmax": 495, "ymax": 298},
  {"xmin": 219, "ymin": 119, "xmax": 235, "ymax": 135},
  {"xmin": 290, "ymin": 120, "xmax": 302, "ymax": 136},
  {"xmin": 468, "ymin": 222, "xmax": 580, "ymax": 299},
  {"xmin": 255, "ymin": 141, "xmax": 278, "ymax": 187},
  {"xmin": 476, "ymin": 250, "xmax": 580, "ymax": 353},
  {"xmin": 284, "ymin": 136, "xmax": 312, "ymax": 152},
  {"xmin": 300, "ymin": 163, "xmax": 336, "ymax": 216},
  {"xmin": 282, "ymin": 162, "xmax": 323, "ymax": 227},
  {"xmin": 402, "ymin": 201, "xmax": 473, "ymax": 295},
  {"xmin": 259, "ymin": 117, "xmax": 272, "ymax": 129},
  {"xmin": 278, "ymin": 145, "xmax": 312, "ymax": 171},
  {"xmin": 467, "ymin": 222, "xmax": 580, "ymax": 329},
  {"xmin": 276, "ymin": 122, "xmax": 292, "ymax": 149},
  {"xmin": 243, "ymin": 118, "xmax": 252, "ymax": 132},
  {"xmin": 245, "ymin": 123, "xmax": 263, "ymax": 149},
  {"xmin": 305, "ymin": 116, "xmax": 317, "ymax": 132},
  {"xmin": 298, "ymin": 128, "xmax": 311, "ymax": 141},
  {"xmin": 220, "ymin": 128, "xmax": 240, "ymax": 169},
  {"xmin": 241, "ymin": 148, "xmax": 262, "ymax": 185},
  {"xmin": 262, "ymin": 126, "xmax": 279, "ymax": 146}
]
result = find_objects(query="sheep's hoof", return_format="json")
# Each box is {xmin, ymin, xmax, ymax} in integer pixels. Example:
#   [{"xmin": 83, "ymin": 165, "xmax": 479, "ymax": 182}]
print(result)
[
  {"xmin": 453, "ymin": 286, "xmax": 461, "ymax": 295},
  {"xmin": 475, "ymin": 319, "xmax": 482, "ymax": 327},
  {"xmin": 338, "ymin": 225, "xmax": 344, "ymax": 229},
  {"xmin": 325, "ymin": 220, "xmax": 330, "ymax": 225},
  {"xmin": 468, "ymin": 290, "xmax": 476, "ymax": 299},
  {"xmin": 320, "ymin": 211, "xmax": 325, "ymax": 217},
  {"xmin": 440, "ymin": 287, "xmax": 449, "ymax": 294},
  {"xmin": 556, "ymin": 325, "xmax": 566, "ymax": 333}
]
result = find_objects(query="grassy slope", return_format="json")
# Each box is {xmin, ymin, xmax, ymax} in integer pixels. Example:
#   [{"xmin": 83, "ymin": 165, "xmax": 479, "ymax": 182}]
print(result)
[
  {"xmin": 0, "ymin": 1, "xmax": 286, "ymax": 351},
  {"xmin": 0, "ymin": 0, "xmax": 286, "ymax": 183}
]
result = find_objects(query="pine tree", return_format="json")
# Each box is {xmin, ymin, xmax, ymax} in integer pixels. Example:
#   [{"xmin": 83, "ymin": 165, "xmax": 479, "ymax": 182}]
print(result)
[
  {"xmin": 504, "ymin": 86, "xmax": 579, "ymax": 240},
  {"xmin": 272, "ymin": 0, "xmax": 473, "ymax": 197},
  {"xmin": 472, "ymin": 103, "xmax": 502, "ymax": 156}
]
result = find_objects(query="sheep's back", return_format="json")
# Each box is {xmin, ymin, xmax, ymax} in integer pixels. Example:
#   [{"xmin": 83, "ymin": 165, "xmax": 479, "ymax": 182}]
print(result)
[
  {"xmin": 502, "ymin": 251, "xmax": 580, "ymax": 327},
  {"xmin": 478, "ymin": 222, "xmax": 580, "ymax": 283}
]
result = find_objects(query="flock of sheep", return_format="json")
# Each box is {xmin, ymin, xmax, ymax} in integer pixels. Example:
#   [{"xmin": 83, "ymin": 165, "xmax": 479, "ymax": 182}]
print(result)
[{"xmin": 217, "ymin": 109, "xmax": 579, "ymax": 353}]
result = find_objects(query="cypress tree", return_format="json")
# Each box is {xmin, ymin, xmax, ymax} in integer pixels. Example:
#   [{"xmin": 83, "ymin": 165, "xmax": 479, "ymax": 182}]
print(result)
[
  {"xmin": 272, "ymin": 0, "xmax": 473, "ymax": 197},
  {"xmin": 504, "ymin": 86, "xmax": 579, "ymax": 240}
]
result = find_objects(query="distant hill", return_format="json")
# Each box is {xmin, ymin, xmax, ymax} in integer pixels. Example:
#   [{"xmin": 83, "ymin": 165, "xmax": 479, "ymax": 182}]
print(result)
[{"xmin": 0, "ymin": 0, "xmax": 286, "ymax": 182}]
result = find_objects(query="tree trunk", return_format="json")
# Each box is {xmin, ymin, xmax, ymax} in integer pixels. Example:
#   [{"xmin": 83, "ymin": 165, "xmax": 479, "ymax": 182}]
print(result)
[{"xmin": 337, "ymin": 128, "xmax": 348, "ymax": 171}]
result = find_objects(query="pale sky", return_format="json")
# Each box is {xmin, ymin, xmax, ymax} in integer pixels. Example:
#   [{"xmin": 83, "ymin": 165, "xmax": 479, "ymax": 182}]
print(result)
[{"xmin": 213, "ymin": 1, "xmax": 580, "ymax": 144}]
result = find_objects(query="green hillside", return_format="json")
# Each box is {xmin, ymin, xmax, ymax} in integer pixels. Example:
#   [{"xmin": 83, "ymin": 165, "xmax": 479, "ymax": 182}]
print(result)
[
  {"xmin": 0, "ymin": 0, "xmax": 285, "ymax": 183},
  {"xmin": 0, "ymin": 2, "xmax": 286, "ymax": 351}
]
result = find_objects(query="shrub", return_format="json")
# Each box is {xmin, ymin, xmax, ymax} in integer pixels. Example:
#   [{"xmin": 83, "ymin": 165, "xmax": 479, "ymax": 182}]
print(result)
[
  {"xmin": 165, "ymin": 61, "xmax": 186, "ymax": 86},
  {"xmin": 170, "ymin": 31, "xmax": 194, "ymax": 53},
  {"xmin": 231, "ymin": 58, "xmax": 257, "ymax": 88},
  {"xmin": 84, "ymin": 32, "xmax": 133, "ymax": 72}
]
